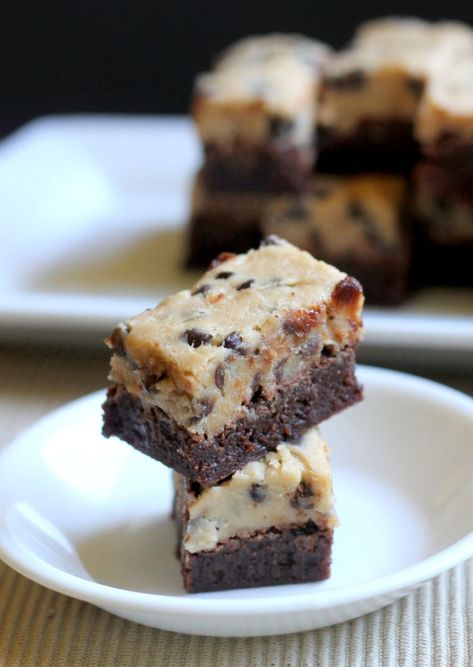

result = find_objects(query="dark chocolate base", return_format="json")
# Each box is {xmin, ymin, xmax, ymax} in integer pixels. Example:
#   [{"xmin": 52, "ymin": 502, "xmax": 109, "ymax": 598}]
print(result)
[
  {"xmin": 103, "ymin": 347, "xmax": 362, "ymax": 486},
  {"xmin": 186, "ymin": 211, "xmax": 262, "ymax": 269},
  {"xmin": 201, "ymin": 143, "xmax": 314, "ymax": 193},
  {"xmin": 316, "ymin": 120, "xmax": 420, "ymax": 174},
  {"xmin": 179, "ymin": 521, "xmax": 333, "ymax": 593}
]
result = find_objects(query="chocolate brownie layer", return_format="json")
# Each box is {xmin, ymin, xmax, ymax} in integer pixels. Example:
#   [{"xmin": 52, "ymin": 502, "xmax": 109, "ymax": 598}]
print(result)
[
  {"xmin": 316, "ymin": 120, "xmax": 420, "ymax": 174},
  {"xmin": 179, "ymin": 521, "xmax": 333, "ymax": 593},
  {"xmin": 187, "ymin": 210, "xmax": 262, "ymax": 269},
  {"xmin": 200, "ymin": 142, "xmax": 314, "ymax": 192},
  {"xmin": 103, "ymin": 347, "xmax": 362, "ymax": 486}
]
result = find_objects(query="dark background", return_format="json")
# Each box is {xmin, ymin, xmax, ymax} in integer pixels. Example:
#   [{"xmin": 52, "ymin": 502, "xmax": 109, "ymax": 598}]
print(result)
[{"xmin": 3, "ymin": 1, "xmax": 472, "ymax": 136}]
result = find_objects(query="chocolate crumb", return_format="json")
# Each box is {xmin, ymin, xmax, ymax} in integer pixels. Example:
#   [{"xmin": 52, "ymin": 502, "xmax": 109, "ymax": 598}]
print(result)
[
  {"xmin": 290, "ymin": 481, "xmax": 314, "ymax": 509},
  {"xmin": 223, "ymin": 331, "xmax": 246, "ymax": 354},
  {"xmin": 249, "ymin": 483, "xmax": 267, "ymax": 503},
  {"xmin": 405, "ymin": 77, "xmax": 424, "ymax": 97},
  {"xmin": 237, "ymin": 279, "xmax": 255, "ymax": 291},
  {"xmin": 192, "ymin": 284, "xmax": 211, "ymax": 296},
  {"xmin": 260, "ymin": 235, "xmax": 283, "ymax": 247},
  {"xmin": 214, "ymin": 363, "xmax": 225, "ymax": 390},
  {"xmin": 183, "ymin": 328, "xmax": 213, "ymax": 347},
  {"xmin": 268, "ymin": 116, "xmax": 293, "ymax": 139},
  {"xmin": 216, "ymin": 271, "xmax": 234, "ymax": 280}
]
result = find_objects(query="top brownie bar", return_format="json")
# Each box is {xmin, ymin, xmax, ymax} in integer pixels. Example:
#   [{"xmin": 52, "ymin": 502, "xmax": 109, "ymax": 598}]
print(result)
[
  {"xmin": 192, "ymin": 34, "xmax": 331, "ymax": 191},
  {"xmin": 316, "ymin": 18, "xmax": 473, "ymax": 173},
  {"xmin": 103, "ymin": 238, "xmax": 364, "ymax": 485}
]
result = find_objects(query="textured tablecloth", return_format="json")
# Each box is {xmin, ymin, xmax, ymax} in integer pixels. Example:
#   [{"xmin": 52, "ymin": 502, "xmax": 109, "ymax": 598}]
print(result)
[{"xmin": 0, "ymin": 344, "xmax": 472, "ymax": 667}]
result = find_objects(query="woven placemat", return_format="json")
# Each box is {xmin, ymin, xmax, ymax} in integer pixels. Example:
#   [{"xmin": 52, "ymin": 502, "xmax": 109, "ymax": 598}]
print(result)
[{"xmin": 0, "ymin": 344, "xmax": 472, "ymax": 666}]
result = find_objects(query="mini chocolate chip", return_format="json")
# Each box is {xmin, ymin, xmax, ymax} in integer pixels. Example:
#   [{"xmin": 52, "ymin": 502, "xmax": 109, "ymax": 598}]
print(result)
[
  {"xmin": 216, "ymin": 271, "xmax": 233, "ymax": 279},
  {"xmin": 183, "ymin": 328, "xmax": 213, "ymax": 348},
  {"xmin": 290, "ymin": 481, "xmax": 314, "ymax": 510},
  {"xmin": 214, "ymin": 363, "xmax": 225, "ymax": 390},
  {"xmin": 251, "ymin": 373, "xmax": 261, "ymax": 393},
  {"xmin": 237, "ymin": 279, "xmax": 254, "ymax": 291},
  {"xmin": 406, "ymin": 77, "xmax": 424, "ymax": 97},
  {"xmin": 223, "ymin": 331, "xmax": 246, "ymax": 354},
  {"xmin": 143, "ymin": 371, "xmax": 167, "ymax": 392},
  {"xmin": 268, "ymin": 116, "xmax": 293, "ymax": 139},
  {"xmin": 189, "ymin": 397, "xmax": 215, "ymax": 425},
  {"xmin": 108, "ymin": 322, "xmax": 131, "ymax": 356},
  {"xmin": 251, "ymin": 384, "xmax": 263, "ymax": 403},
  {"xmin": 249, "ymin": 483, "xmax": 267, "ymax": 503},
  {"xmin": 347, "ymin": 201, "xmax": 388, "ymax": 248},
  {"xmin": 274, "ymin": 358, "xmax": 287, "ymax": 384},
  {"xmin": 327, "ymin": 69, "xmax": 365, "ymax": 90},
  {"xmin": 191, "ymin": 284, "xmax": 211, "ymax": 296},
  {"xmin": 284, "ymin": 198, "xmax": 307, "ymax": 220},
  {"xmin": 260, "ymin": 235, "xmax": 283, "ymax": 247}
]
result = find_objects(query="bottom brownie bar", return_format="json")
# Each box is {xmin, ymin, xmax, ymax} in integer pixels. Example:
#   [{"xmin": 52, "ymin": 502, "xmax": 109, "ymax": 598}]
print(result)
[{"xmin": 173, "ymin": 427, "xmax": 336, "ymax": 593}]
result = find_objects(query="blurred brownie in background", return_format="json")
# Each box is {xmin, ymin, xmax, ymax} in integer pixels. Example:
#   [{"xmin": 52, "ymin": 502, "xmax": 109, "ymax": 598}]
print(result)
[{"xmin": 263, "ymin": 174, "xmax": 410, "ymax": 304}]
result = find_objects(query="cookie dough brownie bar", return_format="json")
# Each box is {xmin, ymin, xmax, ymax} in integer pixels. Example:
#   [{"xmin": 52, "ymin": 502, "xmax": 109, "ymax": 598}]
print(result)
[
  {"xmin": 173, "ymin": 427, "xmax": 336, "ymax": 593},
  {"xmin": 317, "ymin": 19, "xmax": 473, "ymax": 173},
  {"xmin": 262, "ymin": 174, "xmax": 410, "ymax": 305},
  {"xmin": 193, "ymin": 34, "xmax": 331, "ymax": 192},
  {"xmin": 103, "ymin": 238, "xmax": 363, "ymax": 486}
]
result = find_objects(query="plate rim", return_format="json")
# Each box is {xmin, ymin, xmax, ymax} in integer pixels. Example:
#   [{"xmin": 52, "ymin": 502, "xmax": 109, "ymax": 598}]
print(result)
[{"xmin": 1, "ymin": 365, "xmax": 473, "ymax": 617}]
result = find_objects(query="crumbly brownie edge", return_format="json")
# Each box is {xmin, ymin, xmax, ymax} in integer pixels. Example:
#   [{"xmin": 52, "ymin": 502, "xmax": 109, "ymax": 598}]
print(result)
[
  {"xmin": 102, "ymin": 347, "xmax": 362, "ymax": 486},
  {"xmin": 179, "ymin": 521, "xmax": 333, "ymax": 593}
]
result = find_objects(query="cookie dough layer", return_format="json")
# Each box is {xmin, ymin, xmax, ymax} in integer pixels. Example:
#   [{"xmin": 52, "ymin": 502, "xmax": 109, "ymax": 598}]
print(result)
[
  {"xmin": 263, "ymin": 174, "xmax": 410, "ymax": 304},
  {"xmin": 173, "ymin": 427, "xmax": 335, "ymax": 592}
]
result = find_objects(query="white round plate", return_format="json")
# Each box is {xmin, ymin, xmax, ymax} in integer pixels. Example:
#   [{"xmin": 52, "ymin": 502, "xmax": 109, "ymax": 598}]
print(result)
[{"xmin": 1, "ymin": 366, "xmax": 473, "ymax": 637}]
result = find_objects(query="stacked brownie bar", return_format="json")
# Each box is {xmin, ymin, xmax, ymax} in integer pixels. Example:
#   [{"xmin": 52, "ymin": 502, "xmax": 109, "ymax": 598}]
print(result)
[
  {"xmin": 186, "ymin": 18, "xmax": 473, "ymax": 304},
  {"xmin": 103, "ymin": 237, "xmax": 364, "ymax": 592}
]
